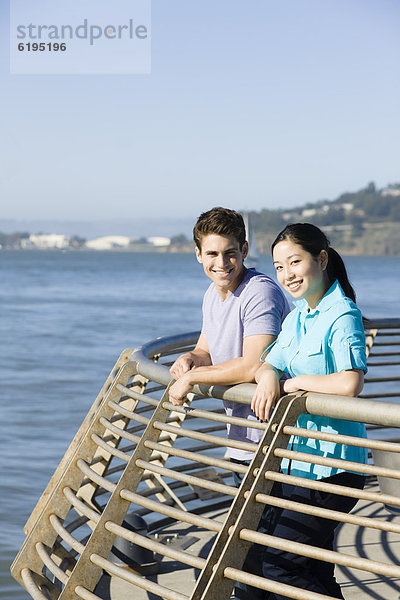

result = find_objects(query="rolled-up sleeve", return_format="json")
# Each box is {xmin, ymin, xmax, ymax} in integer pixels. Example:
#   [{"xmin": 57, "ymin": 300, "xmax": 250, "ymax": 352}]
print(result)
[{"xmin": 328, "ymin": 313, "xmax": 367, "ymax": 373}]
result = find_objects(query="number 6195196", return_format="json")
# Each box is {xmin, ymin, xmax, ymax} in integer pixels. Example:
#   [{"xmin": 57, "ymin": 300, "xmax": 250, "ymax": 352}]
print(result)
[{"xmin": 18, "ymin": 42, "xmax": 67, "ymax": 51}]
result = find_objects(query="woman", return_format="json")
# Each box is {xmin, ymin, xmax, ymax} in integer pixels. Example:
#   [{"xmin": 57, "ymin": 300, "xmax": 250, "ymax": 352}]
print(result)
[{"xmin": 251, "ymin": 223, "xmax": 367, "ymax": 599}]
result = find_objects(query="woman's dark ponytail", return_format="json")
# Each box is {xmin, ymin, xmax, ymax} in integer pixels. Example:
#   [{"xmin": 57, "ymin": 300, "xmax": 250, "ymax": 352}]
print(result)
[
  {"xmin": 272, "ymin": 223, "xmax": 356, "ymax": 302},
  {"xmin": 327, "ymin": 247, "xmax": 356, "ymax": 303}
]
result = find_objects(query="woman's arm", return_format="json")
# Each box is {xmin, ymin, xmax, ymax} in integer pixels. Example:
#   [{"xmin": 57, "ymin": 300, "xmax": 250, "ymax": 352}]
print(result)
[
  {"xmin": 283, "ymin": 369, "xmax": 364, "ymax": 397},
  {"xmin": 251, "ymin": 362, "xmax": 283, "ymax": 421}
]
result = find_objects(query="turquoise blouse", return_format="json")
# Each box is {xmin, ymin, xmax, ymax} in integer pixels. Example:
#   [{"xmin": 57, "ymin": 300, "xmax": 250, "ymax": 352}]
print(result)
[{"xmin": 262, "ymin": 280, "xmax": 368, "ymax": 480}]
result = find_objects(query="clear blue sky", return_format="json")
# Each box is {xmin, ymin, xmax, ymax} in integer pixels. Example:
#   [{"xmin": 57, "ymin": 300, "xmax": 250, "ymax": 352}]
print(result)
[{"xmin": 1, "ymin": 0, "xmax": 399, "ymax": 225}]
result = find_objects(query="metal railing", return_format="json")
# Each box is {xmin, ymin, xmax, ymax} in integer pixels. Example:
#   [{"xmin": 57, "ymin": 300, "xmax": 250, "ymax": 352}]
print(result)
[{"xmin": 11, "ymin": 319, "xmax": 400, "ymax": 600}]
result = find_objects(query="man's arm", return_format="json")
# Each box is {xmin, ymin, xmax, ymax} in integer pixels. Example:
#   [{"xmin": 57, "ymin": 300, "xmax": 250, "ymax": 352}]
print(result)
[
  {"xmin": 168, "ymin": 333, "xmax": 210, "ymax": 405},
  {"xmin": 168, "ymin": 333, "xmax": 276, "ymax": 405},
  {"xmin": 169, "ymin": 333, "xmax": 211, "ymax": 380}
]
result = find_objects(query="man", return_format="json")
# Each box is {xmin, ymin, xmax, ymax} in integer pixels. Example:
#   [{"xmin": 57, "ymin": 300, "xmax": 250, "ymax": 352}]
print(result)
[
  {"xmin": 169, "ymin": 207, "xmax": 290, "ymax": 599},
  {"xmin": 169, "ymin": 207, "xmax": 289, "ymax": 440}
]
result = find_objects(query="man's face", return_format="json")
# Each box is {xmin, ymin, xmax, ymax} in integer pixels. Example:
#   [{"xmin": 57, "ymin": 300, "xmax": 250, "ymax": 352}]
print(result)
[{"xmin": 195, "ymin": 234, "xmax": 248, "ymax": 299}]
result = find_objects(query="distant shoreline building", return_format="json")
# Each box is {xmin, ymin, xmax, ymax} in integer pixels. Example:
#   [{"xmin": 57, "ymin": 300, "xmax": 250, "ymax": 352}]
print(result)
[
  {"xmin": 85, "ymin": 235, "xmax": 132, "ymax": 250},
  {"xmin": 21, "ymin": 234, "xmax": 70, "ymax": 249},
  {"xmin": 147, "ymin": 236, "xmax": 171, "ymax": 247},
  {"xmin": 84, "ymin": 235, "xmax": 171, "ymax": 250}
]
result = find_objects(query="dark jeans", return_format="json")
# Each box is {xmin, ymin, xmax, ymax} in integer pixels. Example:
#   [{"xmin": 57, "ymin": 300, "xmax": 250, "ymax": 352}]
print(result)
[
  {"xmin": 231, "ymin": 462, "xmax": 365, "ymax": 600},
  {"xmin": 262, "ymin": 471, "xmax": 366, "ymax": 600}
]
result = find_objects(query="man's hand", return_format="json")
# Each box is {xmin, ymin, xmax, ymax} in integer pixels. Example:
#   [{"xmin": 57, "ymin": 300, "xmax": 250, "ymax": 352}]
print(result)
[
  {"xmin": 170, "ymin": 353, "xmax": 196, "ymax": 380},
  {"xmin": 168, "ymin": 374, "xmax": 194, "ymax": 406},
  {"xmin": 170, "ymin": 334, "xmax": 212, "ymax": 380}
]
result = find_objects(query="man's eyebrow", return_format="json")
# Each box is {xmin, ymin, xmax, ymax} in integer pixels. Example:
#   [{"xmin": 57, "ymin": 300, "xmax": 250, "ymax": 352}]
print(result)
[{"xmin": 205, "ymin": 248, "xmax": 237, "ymax": 254}]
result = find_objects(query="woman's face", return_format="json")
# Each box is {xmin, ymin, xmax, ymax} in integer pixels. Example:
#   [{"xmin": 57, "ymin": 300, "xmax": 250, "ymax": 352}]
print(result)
[{"xmin": 273, "ymin": 239, "xmax": 329, "ymax": 308}]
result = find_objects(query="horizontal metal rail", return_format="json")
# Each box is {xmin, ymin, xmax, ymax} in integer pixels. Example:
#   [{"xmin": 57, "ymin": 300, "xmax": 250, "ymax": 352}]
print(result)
[
  {"xmin": 35, "ymin": 542, "xmax": 68, "ymax": 585},
  {"xmin": 365, "ymin": 376, "xmax": 400, "ymax": 383},
  {"xmin": 161, "ymin": 400, "xmax": 267, "ymax": 430},
  {"xmin": 136, "ymin": 459, "xmax": 238, "ymax": 497},
  {"xmin": 111, "ymin": 407, "xmax": 150, "ymax": 426},
  {"xmin": 120, "ymin": 489, "xmax": 222, "ymax": 532},
  {"xmin": 252, "ymin": 491, "xmax": 400, "ymax": 534},
  {"xmin": 239, "ymin": 529, "xmax": 400, "ymax": 578},
  {"xmin": 372, "ymin": 330, "xmax": 400, "ymax": 336},
  {"xmin": 360, "ymin": 392, "xmax": 400, "ymax": 399},
  {"xmin": 63, "ymin": 487, "xmax": 101, "ymax": 523},
  {"xmin": 74, "ymin": 586, "xmax": 103, "ymax": 600},
  {"xmin": 104, "ymin": 521, "xmax": 206, "ymax": 569},
  {"xmin": 278, "ymin": 425, "xmax": 400, "ymax": 452},
  {"xmin": 21, "ymin": 569, "xmax": 52, "ymax": 600},
  {"xmin": 264, "ymin": 470, "xmax": 400, "ymax": 508},
  {"xmin": 90, "ymin": 433, "xmax": 131, "ymax": 462},
  {"xmin": 368, "ymin": 341, "xmax": 400, "ymax": 346},
  {"xmin": 98, "ymin": 417, "xmax": 141, "ymax": 444},
  {"xmin": 77, "ymin": 459, "xmax": 117, "ymax": 493},
  {"xmin": 367, "ymin": 360, "xmax": 400, "ymax": 366},
  {"xmin": 49, "ymin": 515, "xmax": 85, "ymax": 554},
  {"xmin": 152, "ymin": 420, "xmax": 256, "ymax": 452},
  {"xmin": 274, "ymin": 448, "xmax": 400, "ymax": 478},
  {"xmin": 143, "ymin": 439, "xmax": 248, "ymax": 473},
  {"xmin": 107, "ymin": 404, "xmax": 152, "ymax": 427},
  {"xmin": 89, "ymin": 554, "xmax": 189, "ymax": 600},
  {"xmin": 224, "ymin": 566, "xmax": 337, "ymax": 600}
]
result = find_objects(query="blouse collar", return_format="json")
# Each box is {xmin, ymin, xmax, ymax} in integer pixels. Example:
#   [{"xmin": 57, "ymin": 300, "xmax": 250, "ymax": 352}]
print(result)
[{"xmin": 293, "ymin": 280, "xmax": 346, "ymax": 314}]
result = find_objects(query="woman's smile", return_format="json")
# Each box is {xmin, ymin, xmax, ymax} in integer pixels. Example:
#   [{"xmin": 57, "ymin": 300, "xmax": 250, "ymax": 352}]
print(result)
[{"xmin": 287, "ymin": 279, "xmax": 302, "ymax": 291}]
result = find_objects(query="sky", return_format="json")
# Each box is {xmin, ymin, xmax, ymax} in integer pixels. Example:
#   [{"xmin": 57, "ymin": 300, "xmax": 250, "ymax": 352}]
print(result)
[{"xmin": 1, "ymin": 0, "xmax": 399, "ymax": 235}]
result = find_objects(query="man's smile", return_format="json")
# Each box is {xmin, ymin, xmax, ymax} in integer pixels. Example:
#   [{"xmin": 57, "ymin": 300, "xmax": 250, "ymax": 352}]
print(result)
[{"xmin": 212, "ymin": 268, "xmax": 233, "ymax": 275}]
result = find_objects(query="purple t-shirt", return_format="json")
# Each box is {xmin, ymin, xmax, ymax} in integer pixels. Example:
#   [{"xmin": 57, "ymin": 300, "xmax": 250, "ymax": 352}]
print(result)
[{"xmin": 201, "ymin": 268, "xmax": 290, "ymax": 459}]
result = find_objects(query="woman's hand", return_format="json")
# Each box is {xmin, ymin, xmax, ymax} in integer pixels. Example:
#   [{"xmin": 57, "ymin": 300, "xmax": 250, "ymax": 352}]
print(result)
[
  {"xmin": 251, "ymin": 364, "xmax": 281, "ymax": 421},
  {"xmin": 283, "ymin": 376, "xmax": 301, "ymax": 393}
]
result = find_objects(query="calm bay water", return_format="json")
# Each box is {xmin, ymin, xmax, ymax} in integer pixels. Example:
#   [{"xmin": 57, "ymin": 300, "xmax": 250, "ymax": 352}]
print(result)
[{"xmin": 1, "ymin": 250, "xmax": 399, "ymax": 599}]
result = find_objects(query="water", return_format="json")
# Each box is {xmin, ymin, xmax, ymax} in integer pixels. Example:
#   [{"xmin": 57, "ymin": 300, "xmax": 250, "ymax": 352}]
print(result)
[{"xmin": 1, "ymin": 250, "xmax": 399, "ymax": 599}]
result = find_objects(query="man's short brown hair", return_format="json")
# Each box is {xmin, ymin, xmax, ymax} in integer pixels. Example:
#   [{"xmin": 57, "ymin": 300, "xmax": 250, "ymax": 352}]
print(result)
[{"xmin": 193, "ymin": 207, "xmax": 246, "ymax": 250}]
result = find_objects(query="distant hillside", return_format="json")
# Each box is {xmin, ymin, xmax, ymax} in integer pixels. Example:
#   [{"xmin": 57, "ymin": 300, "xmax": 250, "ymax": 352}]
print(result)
[
  {"xmin": 247, "ymin": 182, "xmax": 400, "ymax": 256},
  {"xmin": 2, "ymin": 182, "xmax": 399, "ymax": 255}
]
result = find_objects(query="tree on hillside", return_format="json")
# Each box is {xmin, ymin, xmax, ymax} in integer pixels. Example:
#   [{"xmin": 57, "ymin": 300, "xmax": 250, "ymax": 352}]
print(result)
[
  {"xmin": 249, "ymin": 209, "xmax": 285, "ymax": 234},
  {"xmin": 0, "ymin": 231, "xmax": 29, "ymax": 248},
  {"xmin": 313, "ymin": 207, "xmax": 346, "ymax": 226},
  {"xmin": 170, "ymin": 234, "xmax": 188, "ymax": 245}
]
